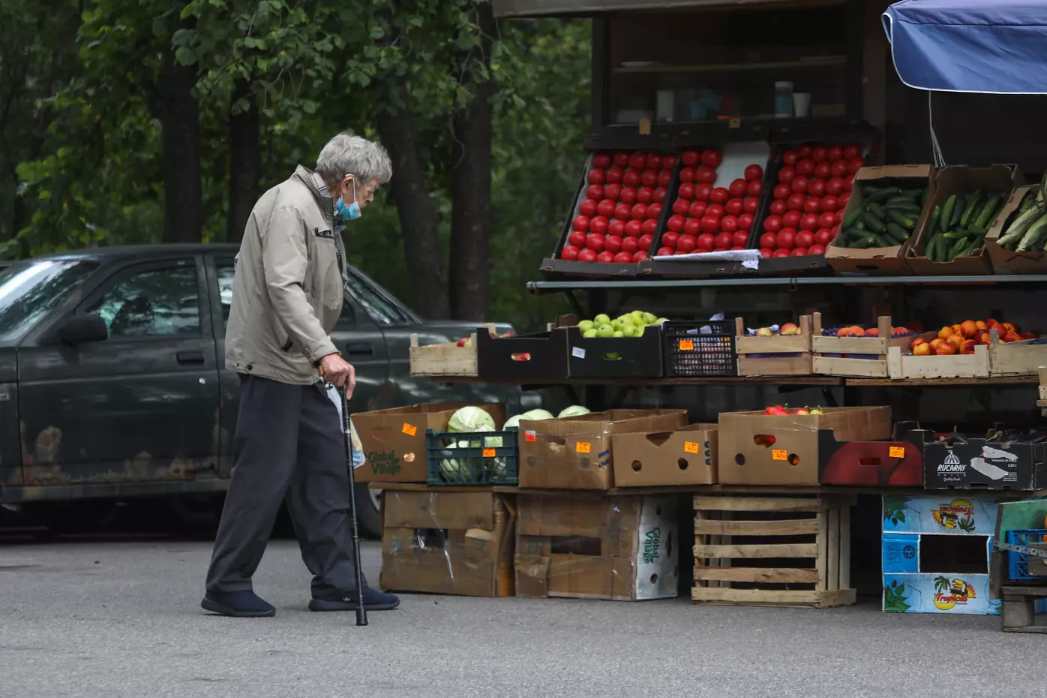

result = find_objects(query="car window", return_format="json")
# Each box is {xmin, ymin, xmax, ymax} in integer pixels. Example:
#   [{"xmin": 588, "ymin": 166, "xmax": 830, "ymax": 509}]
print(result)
[
  {"xmin": 87, "ymin": 265, "xmax": 200, "ymax": 338},
  {"xmin": 345, "ymin": 271, "xmax": 414, "ymax": 326},
  {"xmin": 0, "ymin": 260, "xmax": 98, "ymax": 342},
  {"xmin": 216, "ymin": 261, "xmax": 235, "ymax": 326}
]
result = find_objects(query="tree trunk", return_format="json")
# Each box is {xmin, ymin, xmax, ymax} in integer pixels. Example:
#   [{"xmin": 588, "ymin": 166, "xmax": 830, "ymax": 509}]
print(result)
[
  {"xmin": 227, "ymin": 79, "xmax": 260, "ymax": 244},
  {"xmin": 449, "ymin": 2, "xmax": 496, "ymax": 322},
  {"xmin": 376, "ymin": 102, "xmax": 450, "ymax": 320},
  {"xmin": 160, "ymin": 37, "xmax": 202, "ymax": 244}
]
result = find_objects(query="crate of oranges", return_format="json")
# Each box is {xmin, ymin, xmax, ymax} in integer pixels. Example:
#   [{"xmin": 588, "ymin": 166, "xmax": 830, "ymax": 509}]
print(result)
[
  {"xmin": 887, "ymin": 320, "xmax": 1000, "ymax": 379},
  {"xmin": 984, "ymin": 321, "xmax": 1043, "ymax": 376},
  {"xmin": 810, "ymin": 313, "xmax": 919, "ymax": 378}
]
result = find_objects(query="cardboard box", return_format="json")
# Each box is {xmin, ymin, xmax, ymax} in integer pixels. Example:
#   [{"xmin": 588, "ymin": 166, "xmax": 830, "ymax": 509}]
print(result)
[
  {"xmin": 984, "ymin": 185, "xmax": 1047, "ymax": 275},
  {"xmin": 514, "ymin": 493, "xmax": 677, "ymax": 601},
  {"xmin": 906, "ymin": 165, "xmax": 1021, "ymax": 276},
  {"xmin": 476, "ymin": 326, "xmax": 569, "ymax": 382},
  {"xmin": 611, "ymin": 423, "xmax": 718, "ymax": 487},
  {"xmin": 718, "ymin": 406, "xmax": 892, "ymax": 486},
  {"xmin": 353, "ymin": 403, "xmax": 507, "ymax": 483},
  {"xmin": 818, "ymin": 422, "xmax": 928, "ymax": 487},
  {"xmin": 518, "ymin": 409, "xmax": 688, "ymax": 490},
  {"xmin": 380, "ymin": 490, "xmax": 515, "ymax": 597},
  {"xmin": 923, "ymin": 437, "xmax": 1047, "ymax": 490},
  {"xmin": 826, "ymin": 165, "xmax": 934, "ymax": 276}
]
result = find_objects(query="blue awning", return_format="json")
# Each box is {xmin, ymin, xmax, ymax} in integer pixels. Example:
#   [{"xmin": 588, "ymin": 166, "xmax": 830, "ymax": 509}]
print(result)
[{"xmin": 883, "ymin": 0, "xmax": 1047, "ymax": 94}]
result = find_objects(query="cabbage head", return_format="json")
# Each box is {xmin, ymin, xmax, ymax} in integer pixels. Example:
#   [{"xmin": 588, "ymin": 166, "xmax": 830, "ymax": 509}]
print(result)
[
  {"xmin": 448, "ymin": 406, "xmax": 496, "ymax": 433},
  {"xmin": 557, "ymin": 405, "xmax": 591, "ymax": 419},
  {"xmin": 502, "ymin": 408, "xmax": 555, "ymax": 430}
]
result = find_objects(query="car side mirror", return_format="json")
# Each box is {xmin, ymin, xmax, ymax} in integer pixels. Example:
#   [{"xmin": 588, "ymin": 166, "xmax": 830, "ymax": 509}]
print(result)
[{"xmin": 59, "ymin": 314, "xmax": 109, "ymax": 344}]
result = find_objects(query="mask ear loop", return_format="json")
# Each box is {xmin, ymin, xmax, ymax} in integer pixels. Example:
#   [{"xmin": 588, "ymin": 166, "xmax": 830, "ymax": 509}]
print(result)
[{"xmin": 352, "ymin": 177, "xmax": 357, "ymax": 205}]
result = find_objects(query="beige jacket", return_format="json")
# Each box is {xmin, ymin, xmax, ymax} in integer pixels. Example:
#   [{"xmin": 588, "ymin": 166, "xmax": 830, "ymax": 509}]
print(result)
[{"xmin": 225, "ymin": 165, "xmax": 348, "ymax": 385}]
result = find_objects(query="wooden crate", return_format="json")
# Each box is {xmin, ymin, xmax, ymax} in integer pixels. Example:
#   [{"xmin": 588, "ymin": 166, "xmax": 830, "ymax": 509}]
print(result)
[
  {"xmin": 887, "ymin": 343, "xmax": 990, "ymax": 379},
  {"xmin": 988, "ymin": 329, "xmax": 1047, "ymax": 377},
  {"xmin": 1002, "ymin": 585, "xmax": 1047, "ymax": 634},
  {"xmin": 692, "ymin": 494, "xmax": 856, "ymax": 608},
  {"xmin": 409, "ymin": 324, "xmax": 493, "ymax": 378},
  {"xmin": 1040, "ymin": 367, "xmax": 1047, "ymax": 401},
  {"xmin": 811, "ymin": 313, "xmax": 914, "ymax": 378},
  {"xmin": 735, "ymin": 316, "xmax": 812, "ymax": 377}
]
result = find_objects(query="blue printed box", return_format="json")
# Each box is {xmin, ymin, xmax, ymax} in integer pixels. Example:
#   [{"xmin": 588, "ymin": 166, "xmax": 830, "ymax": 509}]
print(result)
[
  {"xmin": 883, "ymin": 573, "xmax": 1000, "ymax": 615},
  {"xmin": 882, "ymin": 494, "xmax": 1002, "ymax": 536}
]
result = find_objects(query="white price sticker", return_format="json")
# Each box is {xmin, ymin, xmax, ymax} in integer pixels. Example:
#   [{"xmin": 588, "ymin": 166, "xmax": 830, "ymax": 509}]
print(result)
[{"xmin": 572, "ymin": 347, "xmax": 586, "ymax": 359}]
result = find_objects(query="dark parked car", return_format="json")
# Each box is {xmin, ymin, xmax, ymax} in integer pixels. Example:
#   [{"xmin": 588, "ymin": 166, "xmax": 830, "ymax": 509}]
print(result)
[{"xmin": 0, "ymin": 245, "xmax": 535, "ymax": 535}]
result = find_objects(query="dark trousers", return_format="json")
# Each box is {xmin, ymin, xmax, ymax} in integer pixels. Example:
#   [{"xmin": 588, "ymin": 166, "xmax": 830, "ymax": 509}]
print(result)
[{"xmin": 205, "ymin": 375, "xmax": 365, "ymax": 596}]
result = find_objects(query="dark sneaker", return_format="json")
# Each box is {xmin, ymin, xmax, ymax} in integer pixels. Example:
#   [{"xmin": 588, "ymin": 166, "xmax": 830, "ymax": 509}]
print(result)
[
  {"xmin": 308, "ymin": 587, "xmax": 400, "ymax": 612},
  {"xmin": 201, "ymin": 590, "xmax": 276, "ymax": 618}
]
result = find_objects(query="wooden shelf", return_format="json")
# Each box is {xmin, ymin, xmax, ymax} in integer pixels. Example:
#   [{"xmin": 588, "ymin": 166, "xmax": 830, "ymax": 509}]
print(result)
[
  {"xmin": 415, "ymin": 374, "xmax": 1041, "ymax": 388},
  {"xmin": 847, "ymin": 376, "xmax": 1040, "ymax": 387},
  {"xmin": 612, "ymin": 56, "xmax": 846, "ymax": 75}
]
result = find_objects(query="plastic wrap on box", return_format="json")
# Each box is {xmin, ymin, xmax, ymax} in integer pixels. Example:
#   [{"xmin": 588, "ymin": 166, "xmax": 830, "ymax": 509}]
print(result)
[
  {"xmin": 518, "ymin": 409, "xmax": 688, "ymax": 490},
  {"xmin": 514, "ymin": 493, "xmax": 678, "ymax": 601},
  {"xmin": 380, "ymin": 490, "xmax": 516, "ymax": 597}
]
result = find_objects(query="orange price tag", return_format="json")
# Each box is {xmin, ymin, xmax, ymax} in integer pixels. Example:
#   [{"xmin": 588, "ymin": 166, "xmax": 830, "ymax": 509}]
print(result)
[
  {"xmin": 576, "ymin": 442, "xmax": 591, "ymax": 454},
  {"xmin": 684, "ymin": 441, "xmax": 700, "ymax": 454},
  {"xmin": 402, "ymin": 423, "xmax": 417, "ymax": 437},
  {"xmin": 525, "ymin": 431, "xmax": 537, "ymax": 442},
  {"xmin": 483, "ymin": 448, "xmax": 496, "ymax": 458},
  {"xmin": 772, "ymin": 449, "xmax": 787, "ymax": 461},
  {"xmin": 889, "ymin": 446, "xmax": 906, "ymax": 458},
  {"xmin": 679, "ymin": 339, "xmax": 695, "ymax": 351}
]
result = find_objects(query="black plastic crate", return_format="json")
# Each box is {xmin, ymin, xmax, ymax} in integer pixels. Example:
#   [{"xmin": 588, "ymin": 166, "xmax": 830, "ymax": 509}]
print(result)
[
  {"xmin": 565, "ymin": 325, "xmax": 663, "ymax": 378},
  {"xmin": 476, "ymin": 327, "xmax": 569, "ymax": 382},
  {"xmin": 425, "ymin": 428, "xmax": 519, "ymax": 486},
  {"xmin": 662, "ymin": 320, "xmax": 737, "ymax": 377}
]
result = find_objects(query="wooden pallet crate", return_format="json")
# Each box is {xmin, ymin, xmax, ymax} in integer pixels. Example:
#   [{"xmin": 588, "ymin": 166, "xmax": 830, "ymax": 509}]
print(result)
[
  {"xmin": 409, "ymin": 324, "xmax": 494, "ymax": 378},
  {"xmin": 988, "ymin": 329, "xmax": 1047, "ymax": 377},
  {"xmin": 811, "ymin": 313, "xmax": 914, "ymax": 378},
  {"xmin": 735, "ymin": 316, "xmax": 812, "ymax": 377},
  {"xmin": 692, "ymin": 494, "xmax": 856, "ymax": 608},
  {"xmin": 1002, "ymin": 585, "xmax": 1047, "ymax": 634},
  {"xmin": 887, "ymin": 343, "xmax": 989, "ymax": 379}
]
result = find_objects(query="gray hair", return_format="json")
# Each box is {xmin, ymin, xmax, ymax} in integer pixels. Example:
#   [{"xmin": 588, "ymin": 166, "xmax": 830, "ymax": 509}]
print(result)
[{"xmin": 315, "ymin": 131, "xmax": 393, "ymax": 186}]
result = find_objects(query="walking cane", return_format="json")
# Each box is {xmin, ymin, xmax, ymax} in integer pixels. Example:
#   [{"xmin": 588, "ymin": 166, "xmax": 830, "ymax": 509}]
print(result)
[{"xmin": 321, "ymin": 367, "xmax": 368, "ymax": 627}]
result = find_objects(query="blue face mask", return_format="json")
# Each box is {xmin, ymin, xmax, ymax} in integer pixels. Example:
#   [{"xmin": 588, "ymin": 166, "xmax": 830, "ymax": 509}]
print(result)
[{"xmin": 334, "ymin": 178, "xmax": 362, "ymax": 222}]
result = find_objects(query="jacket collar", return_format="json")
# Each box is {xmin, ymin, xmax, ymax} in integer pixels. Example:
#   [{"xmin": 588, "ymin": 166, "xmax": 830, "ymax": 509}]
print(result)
[{"xmin": 292, "ymin": 165, "xmax": 335, "ymax": 223}]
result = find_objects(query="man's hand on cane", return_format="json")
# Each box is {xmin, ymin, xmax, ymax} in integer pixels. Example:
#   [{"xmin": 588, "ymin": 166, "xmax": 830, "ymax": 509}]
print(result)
[{"xmin": 319, "ymin": 353, "xmax": 356, "ymax": 397}]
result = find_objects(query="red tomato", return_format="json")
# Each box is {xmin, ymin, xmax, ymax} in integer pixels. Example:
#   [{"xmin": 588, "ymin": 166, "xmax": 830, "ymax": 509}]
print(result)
[
  {"xmin": 722, "ymin": 217, "xmax": 739, "ymax": 234},
  {"xmin": 797, "ymin": 144, "xmax": 813, "ymax": 158},
  {"xmin": 728, "ymin": 245, "xmax": 745, "ymax": 251},
  {"xmin": 667, "ymin": 214, "xmax": 685, "ymax": 232},
  {"xmin": 803, "ymin": 197, "xmax": 822, "ymax": 214},
  {"xmin": 586, "ymin": 233, "xmax": 605, "ymax": 251},
  {"xmin": 683, "ymin": 218, "xmax": 701, "ymax": 236},
  {"xmin": 747, "ymin": 180, "xmax": 763, "ymax": 197},
  {"xmin": 808, "ymin": 244, "xmax": 825, "ymax": 256},
  {"xmin": 620, "ymin": 187, "xmax": 637, "ymax": 205},
  {"xmin": 681, "ymin": 150, "xmax": 700, "ymax": 167},
  {"xmin": 614, "ymin": 203, "xmax": 632, "ymax": 221},
  {"xmin": 838, "ymin": 192, "xmax": 850, "ymax": 208},
  {"xmin": 597, "ymin": 251, "xmax": 615, "ymax": 263},
  {"xmin": 579, "ymin": 200, "xmax": 597, "ymax": 218},
  {"xmin": 810, "ymin": 178, "xmax": 829, "ymax": 197},
  {"xmin": 701, "ymin": 217, "xmax": 721, "ymax": 234},
  {"xmin": 760, "ymin": 232, "xmax": 778, "ymax": 249},
  {"xmin": 628, "ymin": 152, "xmax": 646, "ymax": 170},
  {"xmin": 677, "ymin": 235, "xmax": 698, "ymax": 253},
  {"xmin": 578, "ymin": 248, "xmax": 598, "ymax": 262},
  {"xmin": 689, "ymin": 201, "xmax": 708, "ymax": 219},
  {"xmin": 763, "ymin": 215, "xmax": 783, "ymax": 233},
  {"xmin": 847, "ymin": 157, "xmax": 864, "ymax": 174},
  {"xmin": 826, "ymin": 177, "xmax": 844, "ymax": 196},
  {"xmin": 782, "ymin": 211, "xmax": 802, "ymax": 229},
  {"xmin": 812, "ymin": 146, "xmax": 828, "ymax": 163},
  {"xmin": 605, "ymin": 235, "xmax": 623, "ymax": 254},
  {"xmin": 769, "ymin": 200, "xmax": 787, "ymax": 216},
  {"xmin": 796, "ymin": 159, "xmax": 815, "ymax": 176},
  {"xmin": 830, "ymin": 225, "xmax": 840, "ymax": 240},
  {"xmin": 638, "ymin": 233, "xmax": 653, "ymax": 251},
  {"xmin": 606, "ymin": 166, "xmax": 624, "ymax": 184},
  {"xmin": 696, "ymin": 233, "xmax": 715, "ymax": 251},
  {"xmin": 608, "ymin": 219, "xmax": 625, "ymax": 237},
  {"xmin": 842, "ymin": 175, "xmax": 854, "ymax": 192},
  {"xmin": 795, "ymin": 230, "xmax": 815, "ymax": 249},
  {"xmin": 732, "ymin": 230, "xmax": 749, "ymax": 247},
  {"xmin": 800, "ymin": 213, "xmax": 819, "ymax": 231},
  {"xmin": 759, "ymin": 248, "xmax": 773, "ymax": 259},
  {"xmin": 572, "ymin": 215, "xmax": 590, "ymax": 232},
  {"xmin": 568, "ymin": 231, "xmax": 587, "ymax": 248},
  {"xmin": 778, "ymin": 166, "xmax": 796, "ymax": 184},
  {"xmin": 729, "ymin": 179, "xmax": 749, "ymax": 198},
  {"xmin": 641, "ymin": 219, "xmax": 658, "ymax": 236},
  {"xmin": 814, "ymin": 161, "xmax": 832, "ymax": 179},
  {"xmin": 622, "ymin": 170, "xmax": 640, "ymax": 188},
  {"xmin": 653, "ymin": 187, "xmax": 667, "ymax": 203},
  {"xmin": 773, "ymin": 249, "xmax": 791, "ymax": 258},
  {"xmin": 590, "ymin": 216, "xmax": 609, "ymax": 236},
  {"xmin": 588, "ymin": 169, "xmax": 605, "ymax": 185},
  {"xmin": 745, "ymin": 164, "xmax": 764, "ymax": 182},
  {"xmin": 632, "ymin": 250, "xmax": 648, "ymax": 262},
  {"xmin": 678, "ymin": 183, "xmax": 696, "ymax": 201},
  {"xmin": 694, "ymin": 184, "xmax": 713, "ymax": 201},
  {"xmin": 815, "ymin": 229, "xmax": 832, "ymax": 247},
  {"xmin": 679, "ymin": 167, "xmax": 696, "ymax": 183},
  {"xmin": 702, "ymin": 150, "xmax": 722, "ymax": 168},
  {"xmin": 738, "ymin": 213, "xmax": 754, "ymax": 232},
  {"xmin": 586, "ymin": 184, "xmax": 604, "ymax": 200},
  {"xmin": 706, "ymin": 204, "xmax": 725, "ymax": 219},
  {"xmin": 827, "ymin": 146, "xmax": 844, "ymax": 162},
  {"xmin": 604, "ymin": 183, "xmax": 622, "ymax": 201},
  {"xmin": 843, "ymin": 144, "xmax": 860, "ymax": 160},
  {"xmin": 782, "ymin": 151, "xmax": 799, "ymax": 166},
  {"xmin": 657, "ymin": 171, "xmax": 672, "ymax": 187},
  {"xmin": 621, "ymin": 236, "xmax": 639, "ymax": 254},
  {"xmin": 726, "ymin": 198, "xmax": 745, "ymax": 216},
  {"xmin": 612, "ymin": 251, "xmax": 632, "ymax": 264},
  {"xmin": 672, "ymin": 198, "xmax": 690, "ymax": 216},
  {"xmin": 821, "ymin": 195, "xmax": 838, "ymax": 213},
  {"xmin": 662, "ymin": 155, "xmax": 678, "ymax": 169},
  {"xmin": 744, "ymin": 197, "xmax": 760, "ymax": 214},
  {"xmin": 640, "ymin": 170, "xmax": 658, "ymax": 188},
  {"xmin": 637, "ymin": 187, "xmax": 654, "ymax": 204},
  {"xmin": 646, "ymin": 202, "xmax": 662, "ymax": 220},
  {"xmin": 613, "ymin": 152, "xmax": 630, "ymax": 167},
  {"xmin": 656, "ymin": 246, "xmax": 674, "ymax": 257},
  {"xmin": 696, "ymin": 166, "xmax": 718, "ymax": 184},
  {"xmin": 561, "ymin": 245, "xmax": 580, "ymax": 261},
  {"xmin": 787, "ymin": 193, "xmax": 806, "ymax": 211},
  {"xmin": 774, "ymin": 184, "xmax": 792, "ymax": 200},
  {"xmin": 661, "ymin": 231, "xmax": 679, "ymax": 249},
  {"xmin": 710, "ymin": 187, "xmax": 730, "ymax": 204},
  {"xmin": 791, "ymin": 176, "xmax": 809, "ymax": 194},
  {"xmin": 777, "ymin": 229, "xmax": 796, "ymax": 250},
  {"xmin": 593, "ymin": 153, "xmax": 612, "ymax": 169},
  {"xmin": 791, "ymin": 247, "xmax": 808, "ymax": 257},
  {"xmin": 625, "ymin": 220, "xmax": 643, "ymax": 237},
  {"xmin": 817, "ymin": 212, "xmax": 836, "ymax": 229},
  {"xmin": 645, "ymin": 154, "xmax": 662, "ymax": 170},
  {"xmin": 830, "ymin": 161, "xmax": 848, "ymax": 178},
  {"xmin": 715, "ymin": 232, "xmax": 733, "ymax": 249}
]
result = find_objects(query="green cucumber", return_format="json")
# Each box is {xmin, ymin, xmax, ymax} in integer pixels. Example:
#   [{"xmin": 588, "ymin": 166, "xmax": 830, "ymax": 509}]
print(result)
[
  {"xmin": 866, "ymin": 187, "xmax": 901, "ymax": 203},
  {"xmin": 861, "ymin": 211, "xmax": 887, "ymax": 232},
  {"xmin": 866, "ymin": 201, "xmax": 887, "ymax": 219},
  {"xmin": 951, "ymin": 193, "xmax": 966, "ymax": 226},
  {"xmin": 973, "ymin": 193, "xmax": 1004, "ymax": 230},
  {"xmin": 886, "ymin": 195, "xmax": 915, "ymax": 207},
  {"xmin": 842, "ymin": 205, "xmax": 863, "ymax": 228},
  {"xmin": 960, "ymin": 190, "xmax": 985, "ymax": 227},
  {"xmin": 941, "ymin": 195, "xmax": 957, "ymax": 230},
  {"xmin": 886, "ymin": 223, "xmax": 910, "ymax": 243},
  {"xmin": 887, "ymin": 210, "xmax": 917, "ymax": 230},
  {"xmin": 927, "ymin": 205, "xmax": 942, "ymax": 238}
]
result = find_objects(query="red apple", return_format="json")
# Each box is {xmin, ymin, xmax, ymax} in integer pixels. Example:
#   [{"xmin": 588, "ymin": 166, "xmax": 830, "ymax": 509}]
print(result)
[{"xmin": 561, "ymin": 245, "xmax": 580, "ymax": 261}]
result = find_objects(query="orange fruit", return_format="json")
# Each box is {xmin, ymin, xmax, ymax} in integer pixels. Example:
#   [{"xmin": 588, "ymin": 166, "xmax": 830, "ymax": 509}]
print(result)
[
  {"xmin": 938, "ymin": 326, "xmax": 954, "ymax": 340},
  {"xmin": 951, "ymin": 324, "xmax": 962, "ymax": 335},
  {"xmin": 911, "ymin": 338, "xmax": 927, "ymax": 348},
  {"xmin": 1004, "ymin": 322, "xmax": 1018, "ymax": 334},
  {"xmin": 946, "ymin": 335, "xmax": 963, "ymax": 350},
  {"xmin": 930, "ymin": 338, "xmax": 944, "ymax": 350},
  {"xmin": 837, "ymin": 327, "xmax": 850, "ymax": 337},
  {"xmin": 935, "ymin": 343, "xmax": 957, "ymax": 355},
  {"xmin": 975, "ymin": 330, "xmax": 990, "ymax": 345},
  {"xmin": 866, "ymin": 328, "xmax": 879, "ymax": 337},
  {"xmin": 975, "ymin": 320, "xmax": 988, "ymax": 331},
  {"xmin": 961, "ymin": 320, "xmax": 976, "ymax": 338},
  {"xmin": 913, "ymin": 342, "xmax": 931, "ymax": 356},
  {"xmin": 850, "ymin": 326, "xmax": 866, "ymax": 337},
  {"xmin": 961, "ymin": 339, "xmax": 975, "ymax": 355},
  {"xmin": 1004, "ymin": 331, "xmax": 1022, "ymax": 343}
]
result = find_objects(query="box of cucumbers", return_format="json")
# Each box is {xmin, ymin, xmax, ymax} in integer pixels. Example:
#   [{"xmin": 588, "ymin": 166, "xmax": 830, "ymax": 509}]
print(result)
[
  {"xmin": 908, "ymin": 165, "xmax": 1020, "ymax": 275},
  {"xmin": 827, "ymin": 165, "xmax": 933, "ymax": 276},
  {"xmin": 985, "ymin": 176, "xmax": 1047, "ymax": 275}
]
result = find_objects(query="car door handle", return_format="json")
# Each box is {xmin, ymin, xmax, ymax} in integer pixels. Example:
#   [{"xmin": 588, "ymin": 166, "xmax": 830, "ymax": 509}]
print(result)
[
  {"xmin": 345, "ymin": 343, "xmax": 374, "ymax": 356},
  {"xmin": 176, "ymin": 351, "xmax": 206, "ymax": 365}
]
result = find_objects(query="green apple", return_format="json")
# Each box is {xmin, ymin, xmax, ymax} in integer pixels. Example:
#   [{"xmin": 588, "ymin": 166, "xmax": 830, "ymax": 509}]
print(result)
[
  {"xmin": 605, "ymin": 352, "xmax": 622, "ymax": 360},
  {"xmin": 579, "ymin": 320, "xmax": 595, "ymax": 332},
  {"xmin": 583, "ymin": 328, "xmax": 598, "ymax": 339},
  {"xmin": 630, "ymin": 311, "xmax": 645, "ymax": 325},
  {"xmin": 597, "ymin": 324, "xmax": 615, "ymax": 338},
  {"xmin": 613, "ymin": 331, "xmax": 624, "ymax": 338},
  {"xmin": 656, "ymin": 317, "xmax": 669, "ymax": 325},
  {"xmin": 635, "ymin": 325, "xmax": 645, "ymax": 337},
  {"xmin": 594, "ymin": 314, "xmax": 611, "ymax": 326},
  {"xmin": 642, "ymin": 312, "xmax": 657, "ymax": 325},
  {"xmin": 621, "ymin": 324, "xmax": 636, "ymax": 337}
]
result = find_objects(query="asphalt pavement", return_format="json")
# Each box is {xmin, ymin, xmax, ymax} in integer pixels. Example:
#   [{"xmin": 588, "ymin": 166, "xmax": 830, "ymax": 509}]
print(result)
[{"xmin": 1, "ymin": 535, "xmax": 1043, "ymax": 698}]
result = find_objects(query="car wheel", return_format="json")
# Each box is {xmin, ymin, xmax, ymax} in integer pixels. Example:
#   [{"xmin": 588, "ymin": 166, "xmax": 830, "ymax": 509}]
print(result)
[
  {"xmin": 353, "ymin": 486, "xmax": 382, "ymax": 539},
  {"xmin": 22, "ymin": 501, "xmax": 118, "ymax": 533},
  {"xmin": 168, "ymin": 494, "xmax": 224, "ymax": 532}
]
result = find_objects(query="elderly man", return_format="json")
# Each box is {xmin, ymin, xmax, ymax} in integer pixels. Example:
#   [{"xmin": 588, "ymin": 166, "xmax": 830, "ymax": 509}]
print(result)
[{"xmin": 202, "ymin": 131, "xmax": 400, "ymax": 618}]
